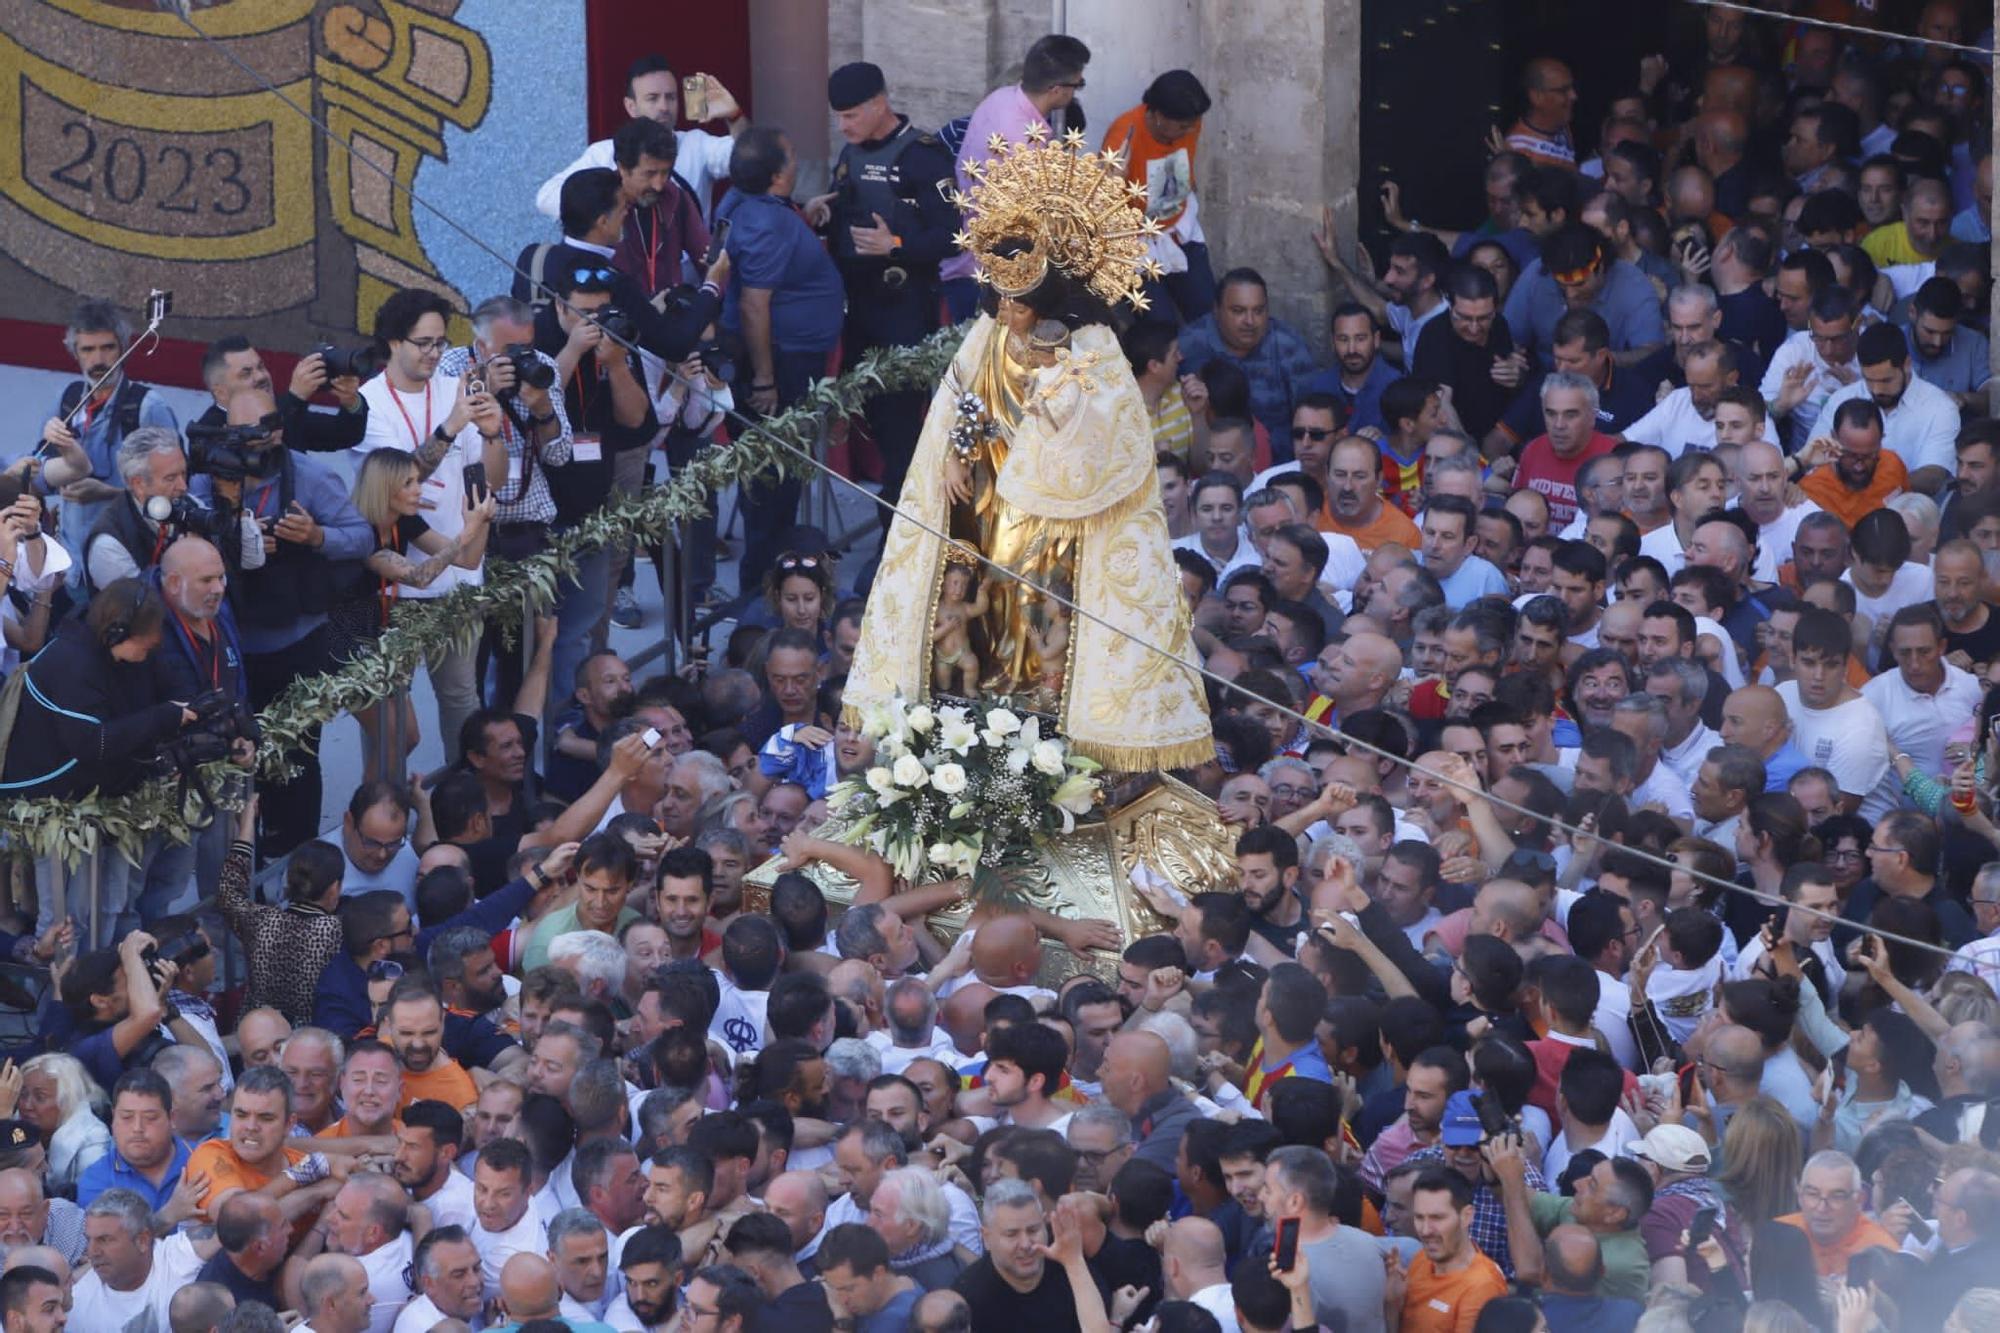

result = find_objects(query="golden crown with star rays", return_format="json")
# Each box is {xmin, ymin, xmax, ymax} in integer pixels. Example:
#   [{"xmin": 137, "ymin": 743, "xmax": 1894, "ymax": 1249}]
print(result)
[{"xmin": 951, "ymin": 124, "xmax": 1166, "ymax": 313}]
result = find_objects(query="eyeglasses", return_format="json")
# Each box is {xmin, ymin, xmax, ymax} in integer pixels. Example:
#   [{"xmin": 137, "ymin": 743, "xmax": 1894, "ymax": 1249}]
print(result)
[
  {"xmin": 1868, "ymin": 843, "xmax": 1905, "ymax": 857},
  {"xmin": 1269, "ymin": 783, "xmax": 1318, "ymax": 801},
  {"xmin": 1291, "ymin": 426, "xmax": 1334, "ymax": 441},
  {"xmin": 1798, "ymin": 1187, "xmax": 1857, "ymax": 1207},
  {"xmin": 1057, "ymin": 78, "xmax": 1087, "ymax": 90},
  {"xmin": 401, "ymin": 336, "xmax": 449, "ymax": 353},
  {"xmin": 356, "ymin": 833, "xmax": 406, "ymax": 855}
]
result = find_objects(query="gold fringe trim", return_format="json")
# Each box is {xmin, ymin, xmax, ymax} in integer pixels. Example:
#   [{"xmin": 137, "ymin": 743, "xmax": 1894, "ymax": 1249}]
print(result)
[
  {"xmin": 1007, "ymin": 474, "xmax": 1154, "ymax": 539},
  {"xmin": 1070, "ymin": 733, "xmax": 1216, "ymax": 771}
]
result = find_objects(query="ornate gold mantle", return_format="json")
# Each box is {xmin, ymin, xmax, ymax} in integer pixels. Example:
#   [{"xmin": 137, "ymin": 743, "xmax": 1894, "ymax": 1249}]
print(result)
[{"xmin": 743, "ymin": 775, "xmax": 1239, "ymax": 988}]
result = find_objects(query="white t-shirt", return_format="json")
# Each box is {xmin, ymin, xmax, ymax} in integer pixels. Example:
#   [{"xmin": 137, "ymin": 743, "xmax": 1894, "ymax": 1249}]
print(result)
[
  {"xmin": 323, "ymin": 833, "xmax": 421, "ymax": 911},
  {"xmin": 472, "ymin": 1205, "xmax": 548, "ymax": 1298},
  {"xmin": 1861, "ymin": 661, "xmax": 1985, "ymax": 779},
  {"xmin": 69, "ymin": 1232, "xmax": 204, "ymax": 1333},
  {"xmin": 1776, "ymin": 683, "xmax": 1895, "ymax": 821},
  {"xmin": 392, "ymin": 1295, "xmax": 453, "ymax": 1333},
  {"xmin": 1171, "ymin": 527, "xmax": 1261, "ymax": 581},
  {"xmin": 1544, "ymin": 1107, "xmax": 1642, "ymax": 1180},
  {"xmin": 356, "ymin": 372, "xmax": 486, "ymax": 598},
  {"xmin": 1593, "ymin": 970, "xmax": 1640, "ymax": 1071},
  {"xmin": 1759, "ymin": 329, "xmax": 1860, "ymax": 442},
  {"xmin": 358, "ymin": 1232, "xmax": 414, "ymax": 1333},
  {"xmin": 1843, "ymin": 563, "xmax": 1937, "ymax": 643},
  {"xmin": 421, "ymin": 1165, "xmax": 478, "ymax": 1232},
  {"xmin": 1820, "ymin": 370, "xmax": 1960, "ymax": 476},
  {"xmin": 710, "ymin": 976, "xmax": 770, "ymax": 1058},
  {"xmin": 1623, "ymin": 387, "xmax": 1778, "ymax": 458},
  {"xmin": 1631, "ymin": 760, "xmax": 1693, "ymax": 822},
  {"xmin": 1659, "ymin": 722, "xmax": 1722, "ymax": 790},
  {"xmin": 1638, "ymin": 522, "xmax": 1687, "ymax": 577},
  {"xmin": 1742, "ymin": 499, "xmax": 1823, "ymax": 584},
  {"xmin": 1734, "ymin": 934, "xmax": 1848, "ymax": 994}
]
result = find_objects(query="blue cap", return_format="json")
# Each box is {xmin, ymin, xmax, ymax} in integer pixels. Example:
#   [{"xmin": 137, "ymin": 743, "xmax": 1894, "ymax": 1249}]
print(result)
[{"xmin": 1440, "ymin": 1090, "xmax": 1485, "ymax": 1147}]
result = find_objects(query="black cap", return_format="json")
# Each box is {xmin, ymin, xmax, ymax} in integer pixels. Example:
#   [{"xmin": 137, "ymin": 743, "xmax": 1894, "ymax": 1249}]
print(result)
[{"xmin": 828, "ymin": 61, "xmax": 886, "ymax": 112}]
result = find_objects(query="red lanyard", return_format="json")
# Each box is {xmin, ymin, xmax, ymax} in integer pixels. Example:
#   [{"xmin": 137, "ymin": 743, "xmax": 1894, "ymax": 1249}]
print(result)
[
  {"xmin": 169, "ymin": 606, "xmax": 222, "ymax": 689},
  {"xmin": 639, "ymin": 202, "xmax": 663, "ymax": 292},
  {"xmin": 388, "ymin": 382, "xmax": 432, "ymax": 452},
  {"xmin": 570, "ymin": 369, "xmax": 593, "ymax": 420}
]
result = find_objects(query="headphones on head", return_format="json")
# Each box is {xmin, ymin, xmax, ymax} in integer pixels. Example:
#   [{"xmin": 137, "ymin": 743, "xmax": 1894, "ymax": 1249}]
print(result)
[{"xmin": 99, "ymin": 581, "xmax": 145, "ymax": 648}]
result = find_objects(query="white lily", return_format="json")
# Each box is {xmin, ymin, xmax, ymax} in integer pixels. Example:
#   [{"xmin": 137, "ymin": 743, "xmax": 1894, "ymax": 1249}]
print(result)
[{"xmin": 938, "ymin": 716, "xmax": 978, "ymax": 755}]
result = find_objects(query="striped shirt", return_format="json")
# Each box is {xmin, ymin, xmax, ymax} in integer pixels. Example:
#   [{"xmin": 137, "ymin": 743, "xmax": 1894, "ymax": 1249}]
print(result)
[{"xmin": 436, "ymin": 345, "xmax": 573, "ymax": 525}]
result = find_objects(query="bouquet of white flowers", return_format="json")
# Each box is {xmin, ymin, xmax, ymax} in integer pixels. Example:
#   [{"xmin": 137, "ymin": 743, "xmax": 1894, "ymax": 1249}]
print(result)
[{"xmin": 828, "ymin": 696, "xmax": 1103, "ymax": 887}]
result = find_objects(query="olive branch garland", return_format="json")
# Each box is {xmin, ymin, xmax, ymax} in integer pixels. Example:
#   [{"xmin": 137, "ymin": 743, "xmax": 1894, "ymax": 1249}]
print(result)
[{"xmin": 4, "ymin": 327, "xmax": 967, "ymax": 868}]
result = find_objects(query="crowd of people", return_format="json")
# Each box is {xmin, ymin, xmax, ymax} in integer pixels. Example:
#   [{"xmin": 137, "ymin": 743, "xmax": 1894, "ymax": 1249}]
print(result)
[{"xmin": 5, "ymin": 5, "xmax": 2000, "ymax": 1333}]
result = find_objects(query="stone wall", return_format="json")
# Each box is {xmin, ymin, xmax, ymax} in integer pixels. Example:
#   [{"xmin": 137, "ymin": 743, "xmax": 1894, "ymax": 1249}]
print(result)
[{"xmin": 824, "ymin": 0, "xmax": 1358, "ymax": 340}]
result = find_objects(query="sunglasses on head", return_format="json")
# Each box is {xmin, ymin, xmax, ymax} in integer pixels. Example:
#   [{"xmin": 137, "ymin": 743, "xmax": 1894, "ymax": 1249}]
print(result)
[
  {"xmin": 779, "ymin": 556, "xmax": 821, "ymax": 570},
  {"xmin": 572, "ymin": 267, "xmax": 615, "ymax": 284},
  {"xmin": 1552, "ymin": 264, "xmax": 1600, "ymax": 286}
]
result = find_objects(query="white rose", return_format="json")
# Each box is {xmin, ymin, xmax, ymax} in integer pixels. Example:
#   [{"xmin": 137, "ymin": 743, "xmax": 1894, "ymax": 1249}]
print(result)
[
  {"xmin": 1031, "ymin": 740, "xmax": 1067, "ymax": 777},
  {"xmin": 865, "ymin": 766, "xmax": 896, "ymax": 795},
  {"xmin": 892, "ymin": 753, "xmax": 929, "ymax": 789},
  {"xmin": 907, "ymin": 705, "xmax": 936, "ymax": 734},
  {"xmin": 984, "ymin": 708, "xmax": 1022, "ymax": 737},
  {"xmin": 932, "ymin": 762, "xmax": 969, "ymax": 796},
  {"xmin": 928, "ymin": 841, "xmax": 961, "ymax": 870}
]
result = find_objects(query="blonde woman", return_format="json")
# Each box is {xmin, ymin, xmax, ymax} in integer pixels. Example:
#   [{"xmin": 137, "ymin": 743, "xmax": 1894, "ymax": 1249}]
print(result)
[
  {"xmin": 1714, "ymin": 1095, "xmax": 1802, "ymax": 1229},
  {"xmin": 18, "ymin": 1052, "xmax": 108, "ymax": 1190},
  {"xmin": 331, "ymin": 448, "xmax": 494, "ymax": 779}
]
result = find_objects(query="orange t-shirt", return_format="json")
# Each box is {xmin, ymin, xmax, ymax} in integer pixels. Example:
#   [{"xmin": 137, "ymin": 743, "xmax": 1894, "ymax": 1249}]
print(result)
[
  {"xmin": 1799, "ymin": 453, "xmax": 1908, "ymax": 529},
  {"xmin": 316, "ymin": 1115, "xmax": 402, "ymax": 1140},
  {"xmin": 1401, "ymin": 1250, "xmax": 1510, "ymax": 1333},
  {"xmin": 1327, "ymin": 501, "xmax": 1421, "ymax": 551},
  {"xmin": 186, "ymin": 1139, "xmax": 307, "ymax": 1219},
  {"xmin": 1774, "ymin": 1212, "xmax": 1897, "ymax": 1278},
  {"xmin": 400, "ymin": 1059, "xmax": 479, "ymax": 1113},
  {"xmin": 1102, "ymin": 107, "xmax": 1201, "ymax": 229}
]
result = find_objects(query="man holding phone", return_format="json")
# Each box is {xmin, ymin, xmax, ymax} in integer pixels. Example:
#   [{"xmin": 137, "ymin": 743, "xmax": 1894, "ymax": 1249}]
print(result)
[{"xmin": 536, "ymin": 55, "xmax": 747, "ymax": 223}]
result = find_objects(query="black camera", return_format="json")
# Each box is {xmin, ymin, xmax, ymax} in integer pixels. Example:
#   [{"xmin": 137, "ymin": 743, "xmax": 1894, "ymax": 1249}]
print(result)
[
  {"xmin": 696, "ymin": 341, "xmax": 735, "ymax": 384},
  {"xmin": 141, "ymin": 688, "xmax": 261, "ymax": 827},
  {"xmin": 185, "ymin": 416, "xmax": 279, "ymax": 482},
  {"xmin": 595, "ymin": 308, "xmax": 637, "ymax": 344},
  {"xmin": 502, "ymin": 343, "xmax": 555, "ymax": 391},
  {"xmin": 313, "ymin": 343, "xmax": 383, "ymax": 380},
  {"xmin": 146, "ymin": 494, "xmax": 235, "ymax": 543},
  {"xmin": 142, "ymin": 930, "xmax": 210, "ymax": 974}
]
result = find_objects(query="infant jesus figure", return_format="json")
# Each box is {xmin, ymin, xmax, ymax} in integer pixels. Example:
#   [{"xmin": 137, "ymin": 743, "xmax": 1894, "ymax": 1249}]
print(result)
[{"xmin": 931, "ymin": 558, "xmax": 988, "ymax": 696}]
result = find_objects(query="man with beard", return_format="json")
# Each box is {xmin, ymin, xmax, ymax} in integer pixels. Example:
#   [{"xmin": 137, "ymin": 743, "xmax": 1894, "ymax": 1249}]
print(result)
[
  {"xmin": 1547, "ymin": 542, "xmax": 1607, "ymax": 649},
  {"xmin": 608, "ymin": 116, "xmax": 708, "ymax": 301},
  {"xmin": 550, "ymin": 652, "xmax": 635, "ymax": 800},
  {"xmin": 1778, "ymin": 511, "xmax": 1852, "ymax": 600},
  {"xmin": 1799, "ymin": 400, "xmax": 1908, "ymax": 529},
  {"xmin": 1762, "ymin": 287, "xmax": 1864, "ymax": 454},
  {"xmin": 643, "ymin": 1144, "xmax": 719, "ymax": 1259},
  {"xmin": 605, "ymin": 1224, "xmax": 683, "ymax": 1332},
  {"xmin": 1566, "ymin": 649, "xmax": 1634, "ymax": 736},
  {"xmin": 1938, "ymin": 422, "xmax": 2000, "ymax": 543},
  {"xmin": 292, "ymin": 1171, "xmax": 414, "ymax": 1333},
  {"xmin": 1303, "ymin": 305, "xmax": 1403, "ymax": 435},
  {"xmin": 1323, "ymin": 437, "xmax": 1420, "ymax": 552},
  {"xmin": 1734, "ymin": 442, "xmax": 1821, "ymax": 584},
  {"xmin": 984, "ymin": 1024, "xmax": 1073, "ymax": 1133},
  {"xmin": 1411, "ymin": 266, "xmax": 1517, "ymax": 441},
  {"xmin": 1625, "ymin": 342, "xmax": 1773, "ymax": 459},
  {"xmin": 521, "ymin": 832, "xmax": 640, "ymax": 973},
  {"xmin": 1905, "ymin": 279, "xmax": 1991, "ymax": 414},
  {"xmin": 392, "ymin": 1099, "xmax": 474, "ymax": 1232},
  {"xmin": 1234, "ymin": 825, "xmax": 1305, "ymax": 962},
  {"xmin": 1818, "ymin": 324, "xmax": 1958, "ymax": 494},
  {"xmin": 153, "ymin": 1044, "xmax": 227, "ymax": 1148},
  {"xmin": 1931, "ymin": 539, "xmax": 2000, "ymax": 668},
  {"xmin": 395, "ymin": 1226, "xmax": 486, "ymax": 1333},
  {"xmin": 382, "ymin": 989, "xmax": 480, "ymax": 1113},
  {"xmin": 425, "ymin": 927, "xmax": 528, "ymax": 1080}
]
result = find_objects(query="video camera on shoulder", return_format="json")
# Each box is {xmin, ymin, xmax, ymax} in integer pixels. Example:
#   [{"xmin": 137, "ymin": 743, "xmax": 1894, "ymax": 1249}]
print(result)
[{"xmin": 185, "ymin": 412, "xmax": 281, "ymax": 482}]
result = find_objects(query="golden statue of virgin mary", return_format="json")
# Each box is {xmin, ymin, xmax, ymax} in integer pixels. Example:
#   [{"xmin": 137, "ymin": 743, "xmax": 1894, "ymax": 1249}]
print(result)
[{"xmin": 843, "ymin": 127, "xmax": 1213, "ymax": 771}]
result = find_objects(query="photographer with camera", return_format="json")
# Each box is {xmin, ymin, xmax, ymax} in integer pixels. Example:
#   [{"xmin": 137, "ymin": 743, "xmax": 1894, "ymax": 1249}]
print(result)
[
  {"xmin": 650, "ymin": 329, "xmax": 734, "ymax": 612},
  {"xmin": 209, "ymin": 387, "xmax": 372, "ymax": 856},
  {"xmin": 0, "ymin": 579, "xmax": 211, "ymax": 948},
  {"xmin": 195, "ymin": 334, "xmax": 370, "ymax": 453},
  {"xmin": 135, "ymin": 536, "xmax": 257, "ymax": 926},
  {"xmin": 437, "ymin": 297, "xmax": 571, "ymax": 563},
  {"xmin": 0, "ymin": 477, "xmax": 67, "ymax": 675},
  {"xmin": 84, "ymin": 426, "xmax": 264, "ymax": 594},
  {"xmin": 32, "ymin": 300, "xmax": 181, "ymax": 555},
  {"xmin": 356, "ymin": 289, "xmax": 508, "ymax": 769},
  {"xmin": 59, "ymin": 929, "xmax": 212, "ymax": 1092},
  {"xmin": 534, "ymin": 261, "xmax": 658, "ymax": 698}
]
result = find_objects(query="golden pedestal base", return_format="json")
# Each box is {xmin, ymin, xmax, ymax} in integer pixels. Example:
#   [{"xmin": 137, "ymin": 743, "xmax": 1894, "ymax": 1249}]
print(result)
[{"xmin": 742, "ymin": 775, "xmax": 1240, "ymax": 989}]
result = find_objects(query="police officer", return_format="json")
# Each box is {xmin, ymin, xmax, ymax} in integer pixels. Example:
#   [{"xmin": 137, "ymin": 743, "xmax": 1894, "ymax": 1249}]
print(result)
[{"xmin": 806, "ymin": 62, "xmax": 959, "ymax": 524}]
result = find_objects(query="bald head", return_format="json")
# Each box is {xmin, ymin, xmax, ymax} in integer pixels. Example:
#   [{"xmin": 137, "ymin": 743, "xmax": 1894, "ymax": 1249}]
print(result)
[
  {"xmin": 499, "ymin": 1252, "xmax": 561, "ymax": 1321},
  {"xmin": 1543, "ymin": 1224, "xmax": 1604, "ymax": 1294},
  {"xmin": 236, "ymin": 1008, "xmax": 291, "ymax": 1069},
  {"xmin": 168, "ymin": 1281, "xmax": 234, "ymax": 1333},
  {"xmin": 1599, "ymin": 599, "xmax": 1642, "ymax": 639},
  {"xmin": 1, "ymin": 1246, "xmax": 67, "ymax": 1288},
  {"xmin": 971, "ymin": 915, "xmax": 1042, "ymax": 987},
  {"xmin": 1701, "ymin": 65, "xmax": 1758, "ymax": 117},
  {"xmin": 914, "ymin": 1289, "xmax": 970, "ymax": 1333},
  {"xmin": 765, "ymin": 1169, "xmax": 829, "ymax": 1250},
  {"xmin": 0, "ymin": 1169, "xmax": 42, "ymax": 1210},
  {"xmin": 1341, "ymin": 632, "xmax": 1405, "ymax": 700},
  {"xmin": 225, "ymin": 387, "xmax": 277, "ymax": 429},
  {"xmin": 1720, "ymin": 684, "xmax": 1787, "ymax": 754},
  {"xmin": 939, "ymin": 982, "xmax": 995, "ymax": 1057},
  {"xmin": 1473, "ymin": 879, "xmax": 1542, "ymax": 939},
  {"xmin": 301, "ymin": 1253, "xmax": 366, "ymax": 1322},
  {"xmin": 1109, "ymin": 1031, "xmax": 1172, "ymax": 1092},
  {"xmin": 1706, "ymin": 1024, "xmax": 1766, "ymax": 1086},
  {"xmin": 1164, "ymin": 1216, "xmax": 1228, "ymax": 1289}
]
